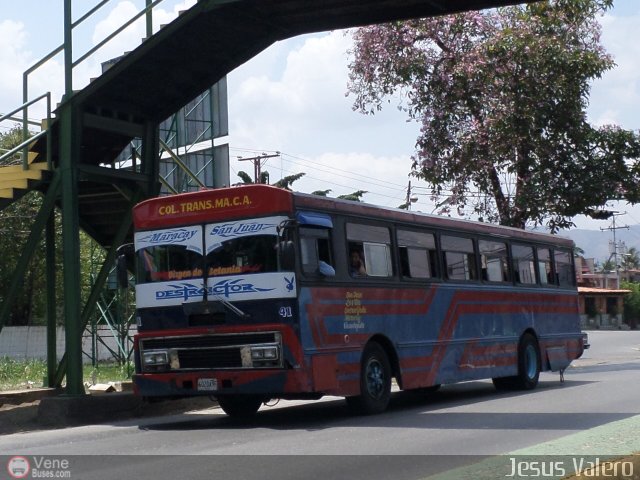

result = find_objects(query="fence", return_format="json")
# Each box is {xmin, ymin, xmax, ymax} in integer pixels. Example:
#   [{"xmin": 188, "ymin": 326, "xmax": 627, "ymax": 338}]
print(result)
[{"xmin": 0, "ymin": 326, "xmax": 135, "ymax": 363}]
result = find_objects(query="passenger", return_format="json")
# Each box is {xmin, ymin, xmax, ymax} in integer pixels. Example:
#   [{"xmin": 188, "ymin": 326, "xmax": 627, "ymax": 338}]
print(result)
[{"xmin": 350, "ymin": 250, "xmax": 367, "ymax": 277}]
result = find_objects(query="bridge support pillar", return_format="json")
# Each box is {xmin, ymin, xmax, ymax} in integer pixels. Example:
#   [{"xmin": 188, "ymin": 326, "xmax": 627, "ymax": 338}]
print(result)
[{"xmin": 59, "ymin": 100, "xmax": 84, "ymax": 396}]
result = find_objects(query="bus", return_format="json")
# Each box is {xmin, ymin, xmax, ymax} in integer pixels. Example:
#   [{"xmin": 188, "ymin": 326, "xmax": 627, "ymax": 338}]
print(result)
[{"xmin": 128, "ymin": 184, "xmax": 587, "ymax": 416}]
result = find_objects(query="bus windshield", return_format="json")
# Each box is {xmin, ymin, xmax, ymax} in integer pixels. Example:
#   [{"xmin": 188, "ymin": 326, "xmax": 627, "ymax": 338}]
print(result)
[
  {"xmin": 206, "ymin": 235, "xmax": 278, "ymax": 276},
  {"xmin": 135, "ymin": 215, "xmax": 289, "ymax": 284},
  {"xmin": 135, "ymin": 225, "xmax": 203, "ymax": 283}
]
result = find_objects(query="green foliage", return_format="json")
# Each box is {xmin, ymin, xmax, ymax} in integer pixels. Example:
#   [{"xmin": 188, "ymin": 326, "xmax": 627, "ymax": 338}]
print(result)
[
  {"xmin": 236, "ymin": 171, "xmax": 254, "ymax": 184},
  {"xmin": 0, "ymin": 128, "xmax": 110, "ymax": 326},
  {"xmin": 0, "ymin": 357, "xmax": 47, "ymax": 390},
  {"xmin": 621, "ymin": 247, "xmax": 640, "ymax": 271},
  {"xmin": 272, "ymin": 172, "xmax": 306, "ymax": 190},
  {"xmin": 0, "ymin": 125, "xmax": 24, "ymax": 166},
  {"xmin": 600, "ymin": 259, "xmax": 615, "ymax": 272},
  {"xmin": 338, "ymin": 190, "xmax": 368, "ymax": 202},
  {"xmin": 0, "ymin": 192, "xmax": 62, "ymax": 325},
  {"xmin": 348, "ymin": 0, "xmax": 640, "ymax": 232},
  {"xmin": 620, "ymin": 281, "xmax": 640, "ymax": 329},
  {"xmin": 0, "ymin": 357, "xmax": 133, "ymax": 391}
]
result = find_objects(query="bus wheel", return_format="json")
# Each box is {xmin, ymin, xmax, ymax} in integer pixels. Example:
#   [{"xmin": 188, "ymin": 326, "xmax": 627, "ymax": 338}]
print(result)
[
  {"xmin": 216, "ymin": 395, "xmax": 263, "ymax": 418},
  {"xmin": 346, "ymin": 342, "xmax": 392, "ymax": 415},
  {"xmin": 514, "ymin": 333, "xmax": 541, "ymax": 390},
  {"xmin": 492, "ymin": 333, "xmax": 540, "ymax": 391}
]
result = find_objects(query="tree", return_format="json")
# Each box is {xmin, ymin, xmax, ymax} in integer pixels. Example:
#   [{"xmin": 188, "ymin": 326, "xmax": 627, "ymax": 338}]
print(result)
[
  {"xmin": 621, "ymin": 247, "xmax": 640, "ymax": 271},
  {"xmin": 272, "ymin": 173, "xmax": 306, "ymax": 191},
  {"xmin": 236, "ymin": 171, "xmax": 270, "ymax": 185},
  {"xmin": 0, "ymin": 127, "xmax": 106, "ymax": 326},
  {"xmin": 338, "ymin": 190, "xmax": 368, "ymax": 202},
  {"xmin": 236, "ymin": 171, "xmax": 255, "ymax": 184},
  {"xmin": 620, "ymin": 281, "xmax": 640, "ymax": 329},
  {"xmin": 348, "ymin": 0, "xmax": 640, "ymax": 232},
  {"xmin": 600, "ymin": 259, "xmax": 615, "ymax": 273},
  {"xmin": 0, "ymin": 127, "xmax": 57, "ymax": 325}
]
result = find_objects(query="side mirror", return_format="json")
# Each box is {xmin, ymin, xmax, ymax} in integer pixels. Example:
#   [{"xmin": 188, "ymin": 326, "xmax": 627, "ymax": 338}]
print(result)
[
  {"xmin": 116, "ymin": 243, "xmax": 135, "ymax": 289},
  {"xmin": 278, "ymin": 241, "xmax": 295, "ymax": 271},
  {"xmin": 116, "ymin": 254, "xmax": 129, "ymax": 289}
]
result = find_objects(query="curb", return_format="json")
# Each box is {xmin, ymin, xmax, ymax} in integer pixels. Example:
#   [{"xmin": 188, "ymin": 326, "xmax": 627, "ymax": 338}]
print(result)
[
  {"xmin": 0, "ymin": 388, "xmax": 59, "ymax": 407},
  {"xmin": 36, "ymin": 392, "xmax": 217, "ymax": 427}
]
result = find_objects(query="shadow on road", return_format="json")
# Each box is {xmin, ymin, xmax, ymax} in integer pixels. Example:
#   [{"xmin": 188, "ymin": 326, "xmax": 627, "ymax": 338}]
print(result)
[{"xmin": 138, "ymin": 378, "xmax": 629, "ymax": 435}]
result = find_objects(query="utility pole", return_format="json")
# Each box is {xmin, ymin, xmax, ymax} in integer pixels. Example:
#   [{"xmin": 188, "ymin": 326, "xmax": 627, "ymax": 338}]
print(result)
[
  {"xmin": 405, "ymin": 181, "xmax": 418, "ymax": 210},
  {"xmin": 600, "ymin": 211, "xmax": 629, "ymax": 288},
  {"xmin": 238, "ymin": 152, "xmax": 280, "ymax": 183}
]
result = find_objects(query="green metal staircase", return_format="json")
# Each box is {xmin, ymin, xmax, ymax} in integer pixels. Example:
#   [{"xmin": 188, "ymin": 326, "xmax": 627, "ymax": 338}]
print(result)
[{"xmin": 0, "ymin": 162, "xmax": 50, "ymax": 205}]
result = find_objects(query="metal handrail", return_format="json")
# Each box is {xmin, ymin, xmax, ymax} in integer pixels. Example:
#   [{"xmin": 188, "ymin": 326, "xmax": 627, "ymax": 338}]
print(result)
[
  {"xmin": 72, "ymin": 0, "xmax": 165, "ymax": 68},
  {"xmin": 0, "ymin": 130, "xmax": 47, "ymax": 166},
  {"xmin": 0, "ymin": 92, "xmax": 51, "ymax": 169},
  {"xmin": 20, "ymin": 0, "xmax": 166, "ymax": 169},
  {"xmin": 1, "ymin": 92, "xmax": 50, "ymax": 123}
]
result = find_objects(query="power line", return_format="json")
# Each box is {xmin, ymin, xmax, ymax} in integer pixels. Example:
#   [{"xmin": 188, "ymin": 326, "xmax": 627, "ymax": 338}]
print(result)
[
  {"xmin": 230, "ymin": 146, "xmax": 410, "ymax": 191},
  {"xmin": 228, "ymin": 146, "xmax": 502, "ymax": 211}
]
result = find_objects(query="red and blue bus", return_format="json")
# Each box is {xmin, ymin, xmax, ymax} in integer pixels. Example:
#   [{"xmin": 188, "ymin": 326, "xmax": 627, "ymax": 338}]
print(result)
[{"xmin": 129, "ymin": 184, "xmax": 587, "ymax": 416}]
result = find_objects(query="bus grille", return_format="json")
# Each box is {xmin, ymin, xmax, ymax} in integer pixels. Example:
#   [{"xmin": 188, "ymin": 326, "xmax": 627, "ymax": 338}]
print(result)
[
  {"xmin": 177, "ymin": 348, "xmax": 242, "ymax": 369},
  {"xmin": 140, "ymin": 332, "xmax": 280, "ymax": 370}
]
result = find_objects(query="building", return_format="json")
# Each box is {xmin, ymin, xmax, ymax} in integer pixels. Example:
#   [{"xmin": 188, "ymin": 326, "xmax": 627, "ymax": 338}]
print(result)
[{"xmin": 575, "ymin": 256, "xmax": 631, "ymax": 329}]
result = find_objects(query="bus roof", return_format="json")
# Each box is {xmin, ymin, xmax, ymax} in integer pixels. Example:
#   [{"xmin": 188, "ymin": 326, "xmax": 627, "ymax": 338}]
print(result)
[
  {"xmin": 133, "ymin": 184, "xmax": 573, "ymax": 248},
  {"xmin": 132, "ymin": 184, "xmax": 293, "ymax": 229},
  {"xmin": 291, "ymin": 190, "xmax": 574, "ymax": 248}
]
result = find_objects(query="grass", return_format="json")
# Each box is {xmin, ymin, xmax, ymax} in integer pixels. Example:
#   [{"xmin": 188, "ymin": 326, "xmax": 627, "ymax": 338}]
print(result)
[{"xmin": 0, "ymin": 357, "xmax": 133, "ymax": 391}]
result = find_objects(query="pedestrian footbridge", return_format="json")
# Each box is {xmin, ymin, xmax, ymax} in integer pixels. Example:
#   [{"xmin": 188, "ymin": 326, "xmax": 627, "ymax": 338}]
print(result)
[{"xmin": 0, "ymin": 0, "xmax": 536, "ymax": 393}]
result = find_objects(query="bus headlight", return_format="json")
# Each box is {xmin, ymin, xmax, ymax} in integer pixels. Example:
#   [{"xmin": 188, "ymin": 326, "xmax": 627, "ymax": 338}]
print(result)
[
  {"xmin": 250, "ymin": 346, "xmax": 280, "ymax": 365},
  {"xmin": 142, "ymin": 350, "xmax": 170, "ymax": 371}
]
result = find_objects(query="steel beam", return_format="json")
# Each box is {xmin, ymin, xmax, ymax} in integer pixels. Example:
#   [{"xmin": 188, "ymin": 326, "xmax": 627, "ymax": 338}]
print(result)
[
  {"xmin": 59, "ymin": 99, "xmax": 84, "ymax": 395},
  {"xmin": 53, "ymin": 190, "xmax": 142, "ymax": 387},
  {"xmin": 46, "ymin": 212, "xmax": 57, "ymax": 387}
]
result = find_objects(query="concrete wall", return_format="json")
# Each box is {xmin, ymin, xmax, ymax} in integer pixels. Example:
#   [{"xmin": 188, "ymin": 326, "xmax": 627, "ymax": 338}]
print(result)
[{"xmin": 0, "ymin": 326, "xmax": 136, "ymax": 363}]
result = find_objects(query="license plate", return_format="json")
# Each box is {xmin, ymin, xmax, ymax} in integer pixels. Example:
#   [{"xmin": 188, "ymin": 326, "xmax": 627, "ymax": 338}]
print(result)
[{"xmin": 197, "ymin": 378, "xmax": 218, "ymax": 391}]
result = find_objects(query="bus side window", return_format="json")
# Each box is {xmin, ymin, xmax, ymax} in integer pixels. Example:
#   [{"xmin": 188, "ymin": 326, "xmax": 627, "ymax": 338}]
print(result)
[
  {"xmin": 512, "ymin": 244, "xmax": 536, "ymax": 284},
  {"xmin": 397, "ymin": 230, "xmax": 437, "ymax": 279},
  {"xmin": 300, "ymin": 227, "xmax": 334, "ymax": 275},
  {"xmin": 363, "ymin": 242, "xmax": 392, "ymax": 276},
  {"xmin": 554, "ymin": 249, "xmax": 574, "ymax": 287},
  {"xmin": 441, "ymin": 235, "xmax": 477, "ymax": 281},
  {"xmin": 537, "ymin": 247, "xmax": 553, "ymax": 285},
  {"xmin": 346, "ymin": 223, "xmax": 393, "ymax": 277},
  {"xmin": 479, "ymin": 239, "xmax": 509, "ymax": 282}
]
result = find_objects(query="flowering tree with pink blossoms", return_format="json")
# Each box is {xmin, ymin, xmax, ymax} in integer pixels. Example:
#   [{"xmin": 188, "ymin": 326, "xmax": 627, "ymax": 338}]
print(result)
[{"xmin": 348, "ymin": 0, "xmax": 640, "ymax": 231}]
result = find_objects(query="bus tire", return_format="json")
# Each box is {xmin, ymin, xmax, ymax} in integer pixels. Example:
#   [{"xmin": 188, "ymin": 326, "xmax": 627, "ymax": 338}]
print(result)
[
  {"xmin": 216, "ymin": 395, "xmax": 263, "ymax": 418},
  {"xmin": 346, "ymin": 342, "xmax": 392, "ymax": 415},
  {"xmin": 492, "ymin": 333, "xmax": 540, "ymax": 391},
  {"xmin": 513, "ymin": 333, "xmax": 541, "ymax": 390}
]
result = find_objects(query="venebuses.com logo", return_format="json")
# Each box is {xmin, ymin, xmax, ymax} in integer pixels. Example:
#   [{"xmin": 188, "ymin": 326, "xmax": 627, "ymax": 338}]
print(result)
[
  {"xmin": 6, "ymin": 456, "xmax": 71, "ymax": 478},
  {"xmin": 7, "ymin": 456, "xmax": 30, "ymax": 479}
]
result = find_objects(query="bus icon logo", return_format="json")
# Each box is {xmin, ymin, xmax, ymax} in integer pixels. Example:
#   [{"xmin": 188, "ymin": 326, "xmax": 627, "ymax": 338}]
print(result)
[{"xmin": 7, "ymin": 456, "xmax": 30, "ymax": 479}]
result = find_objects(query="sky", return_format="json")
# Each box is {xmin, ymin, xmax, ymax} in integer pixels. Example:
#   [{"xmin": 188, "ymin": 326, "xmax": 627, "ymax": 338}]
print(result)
[{"xmin": 1, "ymin": 0, "xmax": 640, "ymax": 235}]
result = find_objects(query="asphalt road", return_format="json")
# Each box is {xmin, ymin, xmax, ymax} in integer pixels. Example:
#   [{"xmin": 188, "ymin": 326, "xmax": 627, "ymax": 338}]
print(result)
[{"xmin": 1, "ymin": 331, "xmax": 639, "ymax": 480}]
